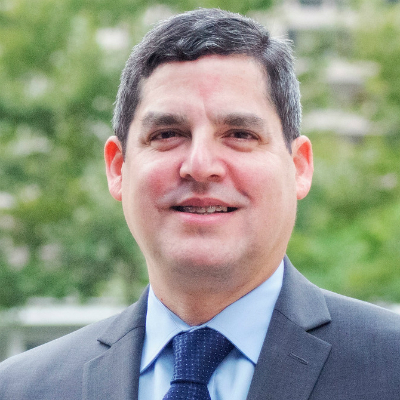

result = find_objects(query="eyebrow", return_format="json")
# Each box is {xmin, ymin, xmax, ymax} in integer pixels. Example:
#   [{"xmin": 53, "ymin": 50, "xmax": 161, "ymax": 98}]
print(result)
[
  {"xmin": 141, "ymin": 112, "xmax": 188, "ymax": 129},
  {"xmin": 216, "ymin": 113, "xmax": 265, "ymax": 130},
  {"xmin": 141, "ymin": 111, "xmax": 265, "ymax": 130}
]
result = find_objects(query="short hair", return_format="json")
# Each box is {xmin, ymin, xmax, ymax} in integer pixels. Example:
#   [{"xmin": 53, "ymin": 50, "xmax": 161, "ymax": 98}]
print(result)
[{"xmin": 113, "ymin": 8, "xmax": 301, "ymax": 154}]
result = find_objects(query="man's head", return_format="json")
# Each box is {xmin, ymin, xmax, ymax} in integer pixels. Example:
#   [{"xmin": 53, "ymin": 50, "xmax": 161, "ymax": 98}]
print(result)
[
  {"xmin": 105, "ymin": 9, "xmax": 313, "ymax": 321},
  {"xmin": 113, "ymin": 8, "xmax": 301, "ymax": 155}
]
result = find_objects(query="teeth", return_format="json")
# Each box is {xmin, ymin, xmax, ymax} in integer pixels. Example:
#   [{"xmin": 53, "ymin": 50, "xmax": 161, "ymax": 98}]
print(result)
[{"xmin": 180, "ymin": 205, "xmax": 228, "ymax": 214}]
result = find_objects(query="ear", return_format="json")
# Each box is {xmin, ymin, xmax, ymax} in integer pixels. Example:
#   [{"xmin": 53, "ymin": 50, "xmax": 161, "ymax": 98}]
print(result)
[
  {"xmin": 291, "ymin": 135, "xmax": 313, "ymax": 200},
  {"xmin": 104, "ymin": 136, "xmax": 124, "ymax": 201}
]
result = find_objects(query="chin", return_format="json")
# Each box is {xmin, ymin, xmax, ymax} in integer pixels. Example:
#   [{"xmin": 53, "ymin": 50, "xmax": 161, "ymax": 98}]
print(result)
[{"xmin": 168, "ymin": 251, "xmax": 242, "ymax": 279}]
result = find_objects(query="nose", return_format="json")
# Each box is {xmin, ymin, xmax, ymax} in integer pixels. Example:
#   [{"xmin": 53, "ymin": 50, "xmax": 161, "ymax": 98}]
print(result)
[{"xmin": 179, "ymin": 135, "xmax": 226, "ymax": 183}]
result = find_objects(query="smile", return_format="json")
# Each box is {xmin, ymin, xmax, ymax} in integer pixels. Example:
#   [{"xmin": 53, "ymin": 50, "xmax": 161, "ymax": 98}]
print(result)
[{"xmin": 173, "ymin": 205, "xmax": 237, "ymax": 214}]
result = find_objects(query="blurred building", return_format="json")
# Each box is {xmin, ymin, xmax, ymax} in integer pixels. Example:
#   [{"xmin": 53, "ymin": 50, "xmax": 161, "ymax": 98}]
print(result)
[
  {"xmin": 1, "ymin": 297, "xmax": 399, "ymax": 362},
  {"xmin": 0, "ymin": 298, "xmax": 125, "ymax": 362},
  {"xmin": 252, "ymin": 0, "xmax": 381, "ymax": 141},
  {"xmin": 1, "ymin": 0, "xmax": 397, "ymax": 363}
]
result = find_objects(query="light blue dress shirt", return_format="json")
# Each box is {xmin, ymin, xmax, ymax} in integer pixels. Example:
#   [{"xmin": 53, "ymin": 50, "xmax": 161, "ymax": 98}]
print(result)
[{"xmin": 139, "ymin": 260, "xmax": 284, "ymax": 400}]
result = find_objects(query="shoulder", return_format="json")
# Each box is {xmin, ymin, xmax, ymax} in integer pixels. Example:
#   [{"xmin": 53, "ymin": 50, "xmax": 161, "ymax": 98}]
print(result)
[
  {"xmin": 318, "ymin": 288, "xmax": 400, "ymax": 352},
  {"xmin": 0, "ymin": 290, "xmax": 148, "ymax": 400},
  {"xmin": 282, "ymin": 257, "xmax": 400, "ymax": 337},
  {"xmin": 281, "ymin": 258, "xmax": 400, "ymax": 375},
  {"xmin": 322, "ymin": 288, "xmax": 400, "ymax": 334},
  {"xmin": 281, "ymin": 259, "xmax": 400, "ymax": 397},
  {"xmin": 310, "ymin": 290, "xmax": 400, "ymax": 397},
  {"xmin": 0, "ymin": 314, "xmax": 117, "ymax": 399}
]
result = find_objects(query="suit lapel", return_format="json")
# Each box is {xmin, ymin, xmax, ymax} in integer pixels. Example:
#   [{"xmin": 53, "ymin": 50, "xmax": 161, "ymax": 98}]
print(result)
[
  {"xmin": 246, "ymin": 258, "xmax": 332, "ymax": 400},
  {"xmin": 82, "ymin": 288, "xmax": 148, "ymax": 400},
  {"xmin": 82, "ymin": 259, "xmax": 332, "ymax": 400}
]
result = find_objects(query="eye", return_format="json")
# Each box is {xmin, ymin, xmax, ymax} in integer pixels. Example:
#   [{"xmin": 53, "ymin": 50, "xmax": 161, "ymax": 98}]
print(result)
[
  {"xmin": 147, "ymin": 129, "xmax": 187, "ymax": 151},
  {"xmin": 228, "ymin": 130, "xmax": 257, "ymax": 140},
  {"xmin": 222, "ymin": 130, "xmax": 260, "ymax": 151},
  {"xmin": 150, "ymin": 130, "xmax": 180, "ymax": 141}
]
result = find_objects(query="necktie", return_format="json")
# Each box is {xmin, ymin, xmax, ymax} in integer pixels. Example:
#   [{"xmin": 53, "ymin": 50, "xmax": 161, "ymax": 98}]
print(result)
[{"xmin": 163, "ymin": 327, "xmax": 234, "ymax": 400}]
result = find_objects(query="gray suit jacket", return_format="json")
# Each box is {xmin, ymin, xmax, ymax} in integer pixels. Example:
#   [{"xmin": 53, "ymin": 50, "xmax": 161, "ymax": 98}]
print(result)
[{"xmin": 1, "ymin": 257, "xmax": 400, "ymax": 399}]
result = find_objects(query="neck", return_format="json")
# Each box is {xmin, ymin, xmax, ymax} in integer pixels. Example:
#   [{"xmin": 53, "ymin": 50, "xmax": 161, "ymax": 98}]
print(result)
[
  {"xmin": 150, "ymin": 266, "xmax": 278, "ymax": 326},
  {"xmin": 153, "ymin": 288, "xmax": 241, "ymax": 326}
]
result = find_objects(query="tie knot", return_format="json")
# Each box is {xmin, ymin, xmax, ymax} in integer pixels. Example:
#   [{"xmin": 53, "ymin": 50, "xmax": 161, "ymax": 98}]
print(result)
[{"xmin": 171, "ymin": 328, "xmax": 233, "ymax": 385}]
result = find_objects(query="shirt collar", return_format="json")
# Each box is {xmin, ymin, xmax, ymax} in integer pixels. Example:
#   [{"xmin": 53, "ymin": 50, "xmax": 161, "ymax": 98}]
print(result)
[{"xmin": 140, "ymin": 260, "xmax": 284, "ymax": 372}]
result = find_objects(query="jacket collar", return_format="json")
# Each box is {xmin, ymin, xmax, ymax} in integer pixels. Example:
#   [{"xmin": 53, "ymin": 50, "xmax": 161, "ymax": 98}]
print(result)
[
  {"xmin": 275, "ymin": 256, "xmax": 331, "ymax": 330},
  {"xmin": 82, "ymin": 257, "xmax": 332, "ymax": 400},
  {"xmin": 246, "ymin": 256, "xmax": 332, "ymax": 400},
  {"xmin": 82, "ymin": 287, "xmax": 148, "ymax": 400}
]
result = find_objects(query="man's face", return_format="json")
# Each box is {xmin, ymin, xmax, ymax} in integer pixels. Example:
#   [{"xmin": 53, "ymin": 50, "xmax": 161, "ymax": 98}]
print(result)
[{"xmin": 106, "ymin": 55, "xmax": 313, "ymax": 294}]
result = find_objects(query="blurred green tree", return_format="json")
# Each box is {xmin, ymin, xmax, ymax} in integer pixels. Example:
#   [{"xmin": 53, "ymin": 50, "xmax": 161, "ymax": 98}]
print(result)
[
  {"xmin": 289, "ymin": 0, "xmax": 400, "ymax": 303},
  {"xmin": 0, "ymin": 0, "xmax": 275, "ymax": 308},
  {"xmin": 0, "ymin": 0, "xmax": 151, "ymax": 307},
  {"xmin": 1, "ymin": 0, "xmax": 399, "ymax": 309}
]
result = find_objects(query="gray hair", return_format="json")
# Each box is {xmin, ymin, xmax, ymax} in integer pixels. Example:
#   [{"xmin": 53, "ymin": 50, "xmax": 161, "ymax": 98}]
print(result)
[{"xmin": 113, "ymin": 8, "xmax": 301, "ymax": 154}]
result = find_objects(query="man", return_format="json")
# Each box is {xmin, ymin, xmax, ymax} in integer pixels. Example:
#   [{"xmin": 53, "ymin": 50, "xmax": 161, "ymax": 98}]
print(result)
[{"xmin": 0, "ymin": 8, "xmax": 399, "ymax": 400}]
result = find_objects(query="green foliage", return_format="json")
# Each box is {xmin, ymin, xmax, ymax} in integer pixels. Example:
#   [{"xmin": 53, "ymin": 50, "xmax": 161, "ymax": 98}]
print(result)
[
  {"xmin": 160, "ymin": 0, "xmax": 274, "ymax": 14},
  {"xmin": 355, "ymin": 0, "xmax": 400, "ymax": 140},
  {"xmin": 0, "ymin": 0, "xmax": 148, "ymax": 307},
  {"xmin": 1, "ymin": 0, "xmax": 399, "ymax": 308},
  {"xmin": 289, "ymin": 133, "xmax": 400, "ymax": 302},
  {"xmin": 0, "ymin": 0, "xmax": 276, "ymax": 308},
  {"xmin": 288, "ymin": 0, "xmax": 400, "ymax": 302}
]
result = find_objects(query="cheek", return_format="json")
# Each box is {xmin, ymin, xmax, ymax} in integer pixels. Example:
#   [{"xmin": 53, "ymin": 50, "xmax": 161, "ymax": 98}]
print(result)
[
  {"xmin": 237, "ymin": 157, "xmax": 296, "ymax": 215},
  {"xmin": 143, "ymin": 159, "xmax": 179, "ymax": 200},
  {"xmin": 121, "ymin": 166, "xmax": 163, "ymax": 249},
  {"xmin": 234, "ymin": 157, "xmax": 282, "ymax": 198},
  {"xmin": 123, "ymin": 158, "xmax": 176, "ymax": 214}
]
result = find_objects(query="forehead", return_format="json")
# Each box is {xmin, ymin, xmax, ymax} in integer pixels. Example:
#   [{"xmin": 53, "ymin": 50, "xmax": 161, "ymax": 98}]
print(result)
[{"xmin": 136, "ymin": 55, "xmax": 274, "ymax": 120}]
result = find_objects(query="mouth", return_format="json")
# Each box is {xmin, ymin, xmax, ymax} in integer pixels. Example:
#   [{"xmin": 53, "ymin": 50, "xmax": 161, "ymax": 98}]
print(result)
[{"xmin": 172, "ymin": 205, "xmax": 237, "ymax": 215}]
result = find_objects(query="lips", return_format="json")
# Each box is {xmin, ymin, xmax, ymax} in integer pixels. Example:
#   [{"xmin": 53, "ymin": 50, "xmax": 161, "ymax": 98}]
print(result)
[
  {"xmin": 171, "ymin": 197, "xmax": 239, "ymax": 214},
  {"xmin": 172, "ymin": 205, "xmax": 237, "ymax": 214}
]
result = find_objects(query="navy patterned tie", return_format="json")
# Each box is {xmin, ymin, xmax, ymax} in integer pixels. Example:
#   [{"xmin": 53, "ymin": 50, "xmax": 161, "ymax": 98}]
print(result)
[{"xmin": 163, "ymin": 328, "xmax": 234, "ymax": 400}]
